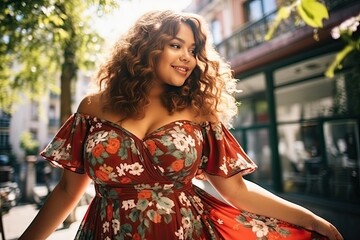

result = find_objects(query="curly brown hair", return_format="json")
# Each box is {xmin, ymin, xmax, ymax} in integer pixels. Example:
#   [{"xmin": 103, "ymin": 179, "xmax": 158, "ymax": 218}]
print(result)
[{"xmin": 96, "ymin": 10, "xmax": 238, "ymax": 125}]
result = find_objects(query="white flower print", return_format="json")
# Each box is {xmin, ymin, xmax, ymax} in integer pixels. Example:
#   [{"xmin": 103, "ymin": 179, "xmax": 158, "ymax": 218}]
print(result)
[
  {"xmin": 228, "ymin": 153, "xmax": 248, "ymax": 170},
  {"xmin": 158, "ymin": 166, "xmax": 165, "ymax": 173},
  {"xmin": 89, "ymin": 125, "xmax": 94, "ymax": 132},
  {"xmin": 212, "ymin": 123, "xmax": 223, "ymax": 140},
  {"xmin": 179, "ymin": 192, "xmax": 191, "ymax": 207},
  {"xmin": 108, "ymin": 172, "xmax": 117, "ymax": 180},
  {"xmin": 172, "ymin": 133, "xmax": 189, "ymax": 152},
  {"xmin": 66, "ymin": 143, "xmax": 71, "ymax": 150},
  {"xmin": 176, "ymin": 121, "xmax": 184, "ymax": 127},
  {"xmin": 105, "ymin": 237, "xmax": 111, "ymax": 240},
  {"xmin": 194, "ymin": 129, "xmax": 203, "ymax": 145},
  {"xmin": 250, "ymin": 219, "xmax": 269, "ymax": 238},
  {"xmin": 182, "ymin": 216, "xmax": 192, "ymax": 229},
  {"xmin": 175, "ymin": 226, "xmax": 184, "ymax": 240},
  {"xmin": 103, "ymin": 221, "xmax": 110, "ymax": 233},
  {"xmin": 95, "ymin": 122, "xmax": 102, "ymax": 128},
  {"xmin": 130, "ymin": 140, "xmax": 140, "ymax": 155},
  {"xmin": 121, "ymin": 199, "xmax": 136, "ymax": 210},
  {"xmin": 192, "ymin": 196, "xmax": 204, "ymax": 214},
  {"xmin": 219, "ymin": 159, "xmax": 228, "ymax": 175},
  {"xmin": 94, "ymin": 132, "xmax": 109, "ymax": 144},
  {"xmin": 128, "ymin": 162, "xmax": 144, "ymax": 176},
  {"xmin": 217, "ymin": 219, "xmax": 224, "ymax": 225},
  {"xmin": 86, "ymin": 139, "xmax": 95, "ymax": 153},
  {"xmin": 156, "ymin": 198, "xmax": 175, "ymax": 214},
  {"xmin": 186, "ymin": 135, "xmax": 195, "ymax": 146},
  {"xmin": 200, "ymin": 155, "xmax": 208, "ymax": 165},
  {"xmin": 163, "ymin": 184, "xmax": 174, "ymax": 190},
  {"xmin": 112, "ymin": 219, "xmax": 120, "ymax": 235},
  {"xmin": 52, "ymin": 150, "xmax": 61, "ymax": 160},
  {"xmin": 116, "ymin": 163, "xmax": 129, "ymax": 176},
  {"xmin": 116, "ymin": 163, "xmax": 144, "ymax": 177},
  {"xmin": 192, "ymin": 196, "xmax": 204, "ymax": 213}
]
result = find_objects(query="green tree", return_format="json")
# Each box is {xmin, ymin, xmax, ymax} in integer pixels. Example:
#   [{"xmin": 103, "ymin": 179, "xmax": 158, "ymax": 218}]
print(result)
[
  {"xmin": 19, "ymin": 131, "xmax": 40, "ymax": 156},
  {"xmin": 265, "ymin": 0, "xmax": 359, "ymax": 79},
  {"xmin": 0, "ymin": 0, "xmax": 118, "ymax": 124}
]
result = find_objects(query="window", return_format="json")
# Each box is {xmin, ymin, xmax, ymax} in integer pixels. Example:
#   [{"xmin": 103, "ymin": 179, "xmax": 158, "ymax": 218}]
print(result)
[
  {"xmin": 210, "ymin": 18, "xmax": 222, "ymax": 44},
  {"xmin": 0, "ymin": 132, "xmax": 10, "ymax": 149},
  {"xmin": 0, "ymin": 111, "xmax": 10, "ymax": 128},
  {"xmin": 30, "ymin": 101, "xmax": 39, "ymax": 121},
  {"xmin": 246, "ymin": 128, "xmax": 272, "ymax": 186},
  {"xmin": 48, "ymin": 105, "xmax": 59, "ymax": 127},
  {"xmin": 324, "ymin": 120, "xmax": 360, "ymax": 202},
  {"xmin": 233, "ymin": 73, "xmax": 268, "ymax": 127},
  {"xmin": 278, "ymin": 123, "xmax": 325, "ymax": 195},
  {"xmin": 245, "ymin": 0, "xmax": 277, "ymax": 22}
]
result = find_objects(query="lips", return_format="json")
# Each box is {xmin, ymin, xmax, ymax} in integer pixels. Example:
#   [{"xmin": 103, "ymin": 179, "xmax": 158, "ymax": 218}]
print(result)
[{"xmin": 172, "ymin": 65, "xmax": 190, "ymax": 74}]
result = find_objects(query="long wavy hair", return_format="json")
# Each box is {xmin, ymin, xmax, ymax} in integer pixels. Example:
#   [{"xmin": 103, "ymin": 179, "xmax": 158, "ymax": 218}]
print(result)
[{"xmin": 96, "ymin": 10, "xmax": 238, "ymax": 127}]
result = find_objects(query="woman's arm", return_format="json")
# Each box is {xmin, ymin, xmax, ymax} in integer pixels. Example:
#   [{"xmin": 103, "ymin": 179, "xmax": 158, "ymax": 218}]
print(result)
[
  {"xmin": 19, "ymin": 169, "xmax": 92, "ymax": 240},
  {"xmin": 205, "ymin": 172, "xmax": 343, "ymax": 240}
]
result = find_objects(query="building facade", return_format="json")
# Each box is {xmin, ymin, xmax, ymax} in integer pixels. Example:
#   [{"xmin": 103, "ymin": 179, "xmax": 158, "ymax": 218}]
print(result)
[
  {"xmin": 185, "ymin": 0, "xmax": 360, "ymax": 239},
  {"xmin": 0, "ymin": 71, "xmax": 92, "ymax": 182}
]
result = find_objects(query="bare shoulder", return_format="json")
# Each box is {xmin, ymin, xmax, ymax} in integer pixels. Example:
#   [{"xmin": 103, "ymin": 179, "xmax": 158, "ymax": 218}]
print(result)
[
  {"xmin": 195, "ymin": 112, "xmax": 219, "ymax": 124},
  {"xmin": 77, "ymin": 92, "xmax": 104, "ymax": 117}
]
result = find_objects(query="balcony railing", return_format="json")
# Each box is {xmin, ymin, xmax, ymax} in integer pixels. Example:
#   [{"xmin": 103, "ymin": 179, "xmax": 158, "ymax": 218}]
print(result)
[{"xmin": 216, "ymin": 0, "xmax": 358, "ymax": 61}]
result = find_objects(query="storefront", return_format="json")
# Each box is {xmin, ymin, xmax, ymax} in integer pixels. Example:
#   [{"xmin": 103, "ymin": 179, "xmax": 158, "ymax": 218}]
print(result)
[{"xmin": 231, "ymin": 43, "xmax": 360, "ymax": 237}]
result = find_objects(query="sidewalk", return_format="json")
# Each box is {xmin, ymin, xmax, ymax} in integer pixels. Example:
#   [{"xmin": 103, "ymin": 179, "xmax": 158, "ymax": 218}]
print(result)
[
  {"xmin": 2, "ymin": 184, "xmax": 94, "ymax": 240},
  {"xmin": 2, "ymin": 203, "xmax": 87, "ymax": 240}
]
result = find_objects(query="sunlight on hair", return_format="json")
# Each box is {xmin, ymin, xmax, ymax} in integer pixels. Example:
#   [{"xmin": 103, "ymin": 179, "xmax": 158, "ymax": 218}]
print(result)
[{"xmin": 95, "ymin": 0, "xmax": 192, "ymax": 44}]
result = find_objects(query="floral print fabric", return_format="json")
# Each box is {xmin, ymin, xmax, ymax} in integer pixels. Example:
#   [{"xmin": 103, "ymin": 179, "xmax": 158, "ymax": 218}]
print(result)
[{"xmin": 41, "ymin": 113, "xmax": 327, "ymax": 240}]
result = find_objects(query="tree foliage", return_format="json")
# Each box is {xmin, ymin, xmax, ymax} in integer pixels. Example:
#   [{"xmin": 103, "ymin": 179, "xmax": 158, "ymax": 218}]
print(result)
[
  {"xmin": 265, "ymin": 0, "xmax": 359, "ymax": 79},
  {"xmin": 19, "ymin": 131, "xmax": 40, "ymax": 155},
  {"xmin": 265, "ymin": 0, "xmax": 329, "ymax": 40},
  {"xmin": 0, "ymin": 0, "xmax": 118, "ymax": 118},
  {"xmin": 325, "ymin": 13, "xmax": 360, "ymax": 78}
]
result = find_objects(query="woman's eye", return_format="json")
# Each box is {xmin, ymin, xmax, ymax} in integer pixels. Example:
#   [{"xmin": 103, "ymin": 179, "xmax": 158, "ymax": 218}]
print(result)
[{"xmin": 170, "ymin": 44, "xmax": 181, "ymax": 49}]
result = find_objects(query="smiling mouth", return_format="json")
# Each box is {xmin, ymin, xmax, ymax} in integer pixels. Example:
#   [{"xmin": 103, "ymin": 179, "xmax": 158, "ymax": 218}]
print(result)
[{"xmin": 172, "ymin": 66, "xmax": 189, "ymax": 74}]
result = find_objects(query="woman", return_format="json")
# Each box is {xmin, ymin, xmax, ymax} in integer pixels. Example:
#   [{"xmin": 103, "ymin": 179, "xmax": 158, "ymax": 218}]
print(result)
[{"xmin": 20, "ymin": 10, "xmax": 343, "ymax": 240}]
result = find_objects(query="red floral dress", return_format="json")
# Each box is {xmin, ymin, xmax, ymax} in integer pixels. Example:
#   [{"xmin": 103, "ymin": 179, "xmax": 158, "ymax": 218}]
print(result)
[{"xmin": 41, "ymin": 113, "xmax": 327, "ymax": 240}]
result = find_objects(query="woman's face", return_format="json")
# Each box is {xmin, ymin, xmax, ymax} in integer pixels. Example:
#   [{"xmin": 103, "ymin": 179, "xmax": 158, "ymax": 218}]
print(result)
[{"xmin": 154, "ymin": 23, "xmax": 197, "ymax": 87}]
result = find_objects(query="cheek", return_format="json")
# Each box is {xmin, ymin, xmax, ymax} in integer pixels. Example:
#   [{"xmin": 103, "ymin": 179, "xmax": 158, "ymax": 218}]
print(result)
[{"xmin": 190, "ymin": 59, "xmax": 197, "ymax": 71}]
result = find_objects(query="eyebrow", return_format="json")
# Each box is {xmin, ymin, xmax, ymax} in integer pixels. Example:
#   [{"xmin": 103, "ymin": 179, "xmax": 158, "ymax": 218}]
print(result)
[{"xmin": 172, "ymin": 36, "xmax": 196, "ymax": 47}]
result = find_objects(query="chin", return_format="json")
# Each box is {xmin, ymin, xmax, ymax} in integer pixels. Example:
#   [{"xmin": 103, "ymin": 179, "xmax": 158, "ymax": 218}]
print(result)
[
  {"xmin": 165, "ymin": 82, "xmax": 185, "ymax": 89},
  {"xmin": 168, "ymin": 81, "xmax": 186, "ymax": 87}
]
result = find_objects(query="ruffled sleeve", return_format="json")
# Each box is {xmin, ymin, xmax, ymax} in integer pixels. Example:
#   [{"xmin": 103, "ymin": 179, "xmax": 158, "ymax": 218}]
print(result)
[
  {"xmin": 200, "ymin": 122, "xmax": 257, "ymax": 177},
  {"xmin": 40, "ymin": 113, "xmax": 89, "ymax": 174}
]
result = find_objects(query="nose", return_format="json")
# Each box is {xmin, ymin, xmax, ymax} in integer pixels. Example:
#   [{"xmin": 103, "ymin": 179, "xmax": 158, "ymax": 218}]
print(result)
[{"xmin": 180, "ymin": 51, "xmax": 191, "ymax": 62}]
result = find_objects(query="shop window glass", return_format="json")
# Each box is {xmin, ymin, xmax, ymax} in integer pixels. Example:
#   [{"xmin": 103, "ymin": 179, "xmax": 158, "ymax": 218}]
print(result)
[
  {"xmin": 274, "ymin": 53, "xmax": 335, "ymax": 86},
  {"xmin": 278, "ymin": 123, "xmax": 326, "ymax": 196},
  {"xmin": 246, "ymin": 128, "xmax": 272, "ymax": 186},
  {"xmin": 233, "ymin": 96, "xmax": 268, "ymax": 127},
  {"xmin": 324, "ymin": 120, "xmax": 360, "ymax": 202},
  {"xmin": 233, "ymin": 99, "xmax": 254, "ymax": 127},
  {"xmin": 233, "ymin": 73, "xmax": 266, "ymax": 127},
  {"xmin": 255, "ymin": 99, "xmax": 269, "ymax": 123},
  {"xmin": 276, "ymin": 77, "xmax": 336, "ymax": 122}
]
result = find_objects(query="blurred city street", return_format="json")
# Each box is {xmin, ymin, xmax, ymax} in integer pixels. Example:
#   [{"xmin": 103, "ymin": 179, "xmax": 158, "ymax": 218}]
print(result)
[{"xmin": 2, "ymin": 185, "xmax": 92, "ymax": 240}]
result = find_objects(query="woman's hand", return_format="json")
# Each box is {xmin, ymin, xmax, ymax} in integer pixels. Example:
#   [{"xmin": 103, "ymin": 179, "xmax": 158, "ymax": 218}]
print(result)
[
  {"xmin": 205, "ymin": 173, "xmax": 344, "ymax": 240},
  {"xmin": 312, "ymin": 215, "xmax": 343, "ymax": 240}
]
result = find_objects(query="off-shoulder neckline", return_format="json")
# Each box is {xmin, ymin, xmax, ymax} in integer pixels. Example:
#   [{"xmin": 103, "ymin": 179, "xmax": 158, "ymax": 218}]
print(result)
[{"xmin": 73, "ymin": 112, "xmax": 207, "ymax": 141}]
